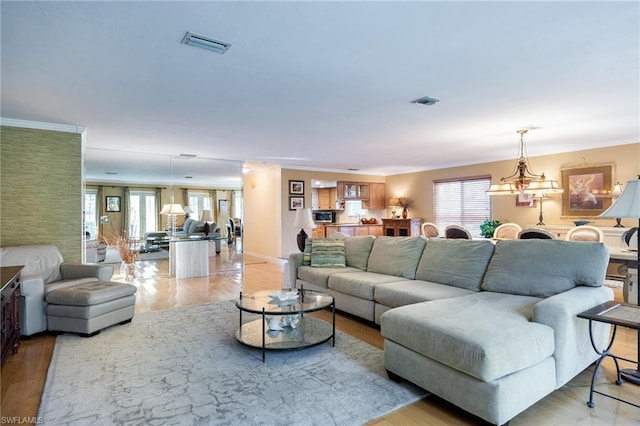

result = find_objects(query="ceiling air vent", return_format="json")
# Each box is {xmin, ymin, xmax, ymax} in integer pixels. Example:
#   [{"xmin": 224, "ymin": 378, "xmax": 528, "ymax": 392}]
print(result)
[
  {"xmin": 410, "ymin": 96, "xmax": 440, "ymax": 106},
  {"xmin": 181, "ymin": 32, "xmax": 231, "ymax": 54}
]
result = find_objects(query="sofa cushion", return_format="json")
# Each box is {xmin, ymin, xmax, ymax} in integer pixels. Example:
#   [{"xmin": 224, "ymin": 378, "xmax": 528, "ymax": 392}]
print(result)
[
  {"xmin": 297, "ymin": 266, "xmax": 361, "ymax": 288},
  {"xmin": 329, "ymin": 271, "xmax": 409, "ymax": 300},
  {"xmin": 345, "ymin": 236, "xmax": 375, "ymax": 270},
  {"xmin": 311, "ymin": 239, "xmax": 346, "ymax": 268},
  {"xmin": 415, "ymin": 239, "xmax": 494, "ymax": 291},
  {"xmin": 374, "ymin": 280, "xmax": 476, "ymax": 308},
  {"xmin": 481, "ymin": 240, "xmax": 609, "ymax": 297},
  {"xmin": 366, "ymin": 237, "xmax": 426, "ymax": 279},
  {"xmin": 381, "ymin": 292, "xmax": 553, "ymax": 382}
]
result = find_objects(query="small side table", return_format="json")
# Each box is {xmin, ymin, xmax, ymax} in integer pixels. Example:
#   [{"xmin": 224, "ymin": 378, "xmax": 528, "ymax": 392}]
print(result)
[{"xmin": 578, "ymin": 301, "xmax": 640, "ymax": 409}]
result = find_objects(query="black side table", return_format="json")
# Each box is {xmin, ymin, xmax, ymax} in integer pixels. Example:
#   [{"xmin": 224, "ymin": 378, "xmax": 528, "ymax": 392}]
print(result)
[{"xmin": 578, "ymin": 301, "xmax": 640, "ymax": 409}]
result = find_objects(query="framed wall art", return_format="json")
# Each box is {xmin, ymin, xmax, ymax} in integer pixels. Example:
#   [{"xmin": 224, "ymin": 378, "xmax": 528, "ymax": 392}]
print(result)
[
  {"xmin": 561, "ymin": 163, "xmax": 613, "ymax": 217},
  {"xmin": 218, "ymin": 199, "xmax": 228, "ymax": 214},
  {"xmin": 106, "ymin": 196, "xmax": 121, "ymax": 212},
  {"xmin": 515, "ymin": 192, "xmax": 537, "ymax": 207},
  {"xmin": 289, "ymin": 196, "xmax": 304, "ymax": 210},
  {"xmin": 289, "ymin": 180, "xmax": 304, "ymax": 195}
]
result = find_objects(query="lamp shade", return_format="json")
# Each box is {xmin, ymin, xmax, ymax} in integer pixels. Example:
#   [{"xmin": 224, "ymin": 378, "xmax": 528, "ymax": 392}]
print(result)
[
  {"xmin": 599, "ymin": 178, "xmax": 640, "ymax": 218},
  {"xmin": 159, "ymin": 203, "xmax": 186, "ymax": 215},
  {"xmin": 293, "ymin": 208, "xmax": 315, "ymax": 230},
  {"xmin": 389, "ymin": 197, "xmax": 400, "ymax": 207},
  {"xmin": 201, "ymin": 209, "xmax": 213, "ymax": 222},
  {"xmin": 522, "ymin": 180, "xmax": 563, "ymax": 194},
  {"xmin": 610, "ymin": 181, "xmax": 624, "ymax": 198},
  {"xmin": 486, "ymin": 182, "xmax": 517, "ymax": 195}
]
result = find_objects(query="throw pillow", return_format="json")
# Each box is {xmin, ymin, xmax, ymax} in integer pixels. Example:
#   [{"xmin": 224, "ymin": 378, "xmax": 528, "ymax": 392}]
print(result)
[
  {"xmin": 310, "ymin": 239, "xmax": 346, "ymax": 268},
  {"xmin": 302, "ymin": 238, "xmax": 314, "ymax": 266}
]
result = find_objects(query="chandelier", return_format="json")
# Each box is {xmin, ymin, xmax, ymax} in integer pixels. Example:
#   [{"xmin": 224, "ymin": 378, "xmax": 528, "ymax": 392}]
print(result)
[{"xmin": 486, "ymin": 129, "xmax": 563, "ymax": 195}]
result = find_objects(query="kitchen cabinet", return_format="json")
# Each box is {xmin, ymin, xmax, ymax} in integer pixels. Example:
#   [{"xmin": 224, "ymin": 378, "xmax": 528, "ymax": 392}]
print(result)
[
  {"xmin": 324, "ymin": 224, "xmax": 382, "ymax": 237},
  {"xmin": 312, "ymin": 226, "xmax": 326, "ymax": 238},
  {"xmin": 316, "ymin": 188, "xmax": 337, "ymax": 210},
  {"xmin": 382, "ymin": 218, "xmax": 422, "ymax": 237},
  {"xmin": 363, "ymin": 183, "xmax": 386, "ymax": 210},
  {"xmin": 337, "ymin": 181, "xmax": 385, "ymax": 204}
]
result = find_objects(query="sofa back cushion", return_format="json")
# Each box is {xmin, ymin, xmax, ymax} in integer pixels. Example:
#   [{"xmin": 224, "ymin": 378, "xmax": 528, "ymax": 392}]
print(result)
[
  {"xmin": 344, "ymin": 236, "xmax": 375, "ymax": 270},
  {"xmin": 481, "ymin": 239, "xmax": 609, "ymax": 297},
  {"xmin": 367, "ymin": 237, "xmax": 426, "ymax": 279},
  {"xmin": 415, "ymin": 239, "xmax": 495, "ymax": 291},
  {"xmin": 0, "ymin": 244, "xmax": 63, "ymax": 284}
]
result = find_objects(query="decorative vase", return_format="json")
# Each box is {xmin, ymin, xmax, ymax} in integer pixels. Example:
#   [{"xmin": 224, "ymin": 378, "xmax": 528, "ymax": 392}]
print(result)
[
  {"xmin": 402, "ymin": 208, "xmax": 408, "ymax": 219},
  {"xmin": 120, "ymin": 262, "xmax": 137, "ymax": 281}
]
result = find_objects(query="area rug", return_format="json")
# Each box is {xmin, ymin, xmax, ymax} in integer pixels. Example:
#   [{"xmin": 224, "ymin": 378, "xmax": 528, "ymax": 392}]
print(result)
[
  {"xmin": 38, "ymin": 302, "xmax": 426, "ymax": 425},
  {"xmin": 104, "ymin": 247, "xmax": 169, "ymax": 264}
]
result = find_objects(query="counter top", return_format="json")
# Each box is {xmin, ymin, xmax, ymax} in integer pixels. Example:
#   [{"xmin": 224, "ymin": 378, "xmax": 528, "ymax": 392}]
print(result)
[{"xmin": 322, "ymin": 223, "xmax": 382, "ymax": 227}]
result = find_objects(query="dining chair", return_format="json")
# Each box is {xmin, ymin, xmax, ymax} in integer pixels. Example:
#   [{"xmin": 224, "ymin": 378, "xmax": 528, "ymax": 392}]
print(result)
[
  {"xmin": 444, "ymin": 225, "xmax": 472, "ymax": 240},
  {"xmin": 565, "ymin": 225, "xmax": 603, "ymax": 242},
  {"xmin": 518, "ymin": 228, "xmax": 557, "ymax": 239},
  {"xmin": 492, "ymin": 223, "xmax": 522, "ymax": 240},
  {"xmin": 421, "ymin": 222, "xmax": 439, "ymax": 238}
]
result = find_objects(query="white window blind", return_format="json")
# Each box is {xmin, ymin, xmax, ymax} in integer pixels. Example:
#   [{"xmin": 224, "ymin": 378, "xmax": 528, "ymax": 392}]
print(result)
[{"xmin": 433, "ymin": 176, "xmax": 492, "ymax": 238}]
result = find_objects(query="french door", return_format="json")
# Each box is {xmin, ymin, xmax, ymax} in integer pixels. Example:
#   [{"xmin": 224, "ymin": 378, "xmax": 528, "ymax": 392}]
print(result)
[{"xmin": 128, "ymin": 191, "xmax": 157, "ymax": 239}]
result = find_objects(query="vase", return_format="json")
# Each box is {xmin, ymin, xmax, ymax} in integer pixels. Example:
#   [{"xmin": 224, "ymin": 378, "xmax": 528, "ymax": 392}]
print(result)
[
  {"xmin": 120, "ymin": 262, "xmax": 137, "ymax": 281},
  {"xmin": 402, "ymin": 208, "xmax": 408, "ymax": 219}
]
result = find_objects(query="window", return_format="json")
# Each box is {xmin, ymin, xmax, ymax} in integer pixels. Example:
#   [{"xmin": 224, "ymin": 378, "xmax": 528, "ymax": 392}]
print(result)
[
  {"xmin": 128, "ymin": 191, "xmax": 157, "ymax": 238},
  {"xmin": 233, "ymin": 191, "xmax": 243, "ymax": 220},
  {"xmin": 433, "ymin": 176, "xmax": 492, "ymax": 238},
  {"xmin": 188, "ymin": 192, "xmax": 212, "ymax": 221},
  {"xmin": 84, "ymin": 189, "xmax": 98, "ymax": 238}
]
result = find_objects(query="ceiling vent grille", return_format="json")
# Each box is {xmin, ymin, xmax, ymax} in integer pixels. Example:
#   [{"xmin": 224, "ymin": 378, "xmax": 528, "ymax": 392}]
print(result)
[
  {"xmin": 410, "ymin": 96, "xmax": 440, "ymax": 106},
  {"xmin": 181, "ymin": 32, "xmax": 231, "ymax": 54}
]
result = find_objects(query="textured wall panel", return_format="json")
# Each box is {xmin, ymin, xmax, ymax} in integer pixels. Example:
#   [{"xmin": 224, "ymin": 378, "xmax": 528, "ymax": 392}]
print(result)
[{"xmin": 0, "ymin": 126, "xmax": 82, "ymax": 262}]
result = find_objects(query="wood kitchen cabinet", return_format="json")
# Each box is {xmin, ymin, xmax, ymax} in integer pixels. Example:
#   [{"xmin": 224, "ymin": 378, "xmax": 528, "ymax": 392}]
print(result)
[
  {"xmin": 338, "ymin": 182, "xmax": 358, "ymax": 199},
  {"xmin": 312, "ymin": 226, "xmax": 326, "ymax": 238},
  {"xmin": 317, "ymin": 188, "xmax": 337, "ymax": 210},
  {"xmin": 382, "ymin": 218, "xmax": 422, "ymax": 237},
  {"xmin": 324, "ymin": 224, "xmax": 382, "ymax": 237},
  {"xmin": 363, "ymin": 183, "xmax": 386, "ymax": 209}
]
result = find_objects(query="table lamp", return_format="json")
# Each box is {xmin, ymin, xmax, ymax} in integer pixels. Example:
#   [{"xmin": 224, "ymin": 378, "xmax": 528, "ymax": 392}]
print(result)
[
  {"xmin": 293, "ymin": 208, "xmax": 315, "ymax": 252},
  {"xmin": 201, "ymin": 210, "xmax": 214, "ymax": 236},
  {"xmin": 599, "ymin": 175, "xmax": 640, "ymax": 385},
  {"xmin": 160, "ymin": 203, "xmax": 185, "ymax": 238}
]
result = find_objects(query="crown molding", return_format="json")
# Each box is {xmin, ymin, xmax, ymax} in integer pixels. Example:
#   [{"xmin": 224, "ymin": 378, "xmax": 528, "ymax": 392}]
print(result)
[{"xmin": 0, "ymin": 118, "xmax": 86, "ymax": 134}]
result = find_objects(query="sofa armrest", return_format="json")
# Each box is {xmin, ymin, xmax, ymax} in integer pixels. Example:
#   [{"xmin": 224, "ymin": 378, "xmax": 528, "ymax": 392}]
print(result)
[
  {"xmin": 60, "ymin": 263, "xmax": 114, "ymax": 281},
  {"xmin": 288, "ymin": 253, "xmax": 304, "ymax": 289},
  {"xmin": 533, "ymin": 285, "xmax": 614, "ymax": 387}
]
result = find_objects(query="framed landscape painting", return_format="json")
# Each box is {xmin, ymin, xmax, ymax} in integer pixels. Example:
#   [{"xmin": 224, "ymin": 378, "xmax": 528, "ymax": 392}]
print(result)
[
  {"xmin": 561, "ymin": 164, "xmax": 613, "ymax": 217},
  {"xmin": 106, "ymin": 196, "xmax": 121, "ymax": 212}
]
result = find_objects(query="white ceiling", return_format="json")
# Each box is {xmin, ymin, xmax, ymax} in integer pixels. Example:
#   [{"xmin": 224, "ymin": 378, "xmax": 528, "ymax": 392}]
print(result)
[{"xmin": 2, "ymin": 1, "xmax": 638, "ymax": 188}]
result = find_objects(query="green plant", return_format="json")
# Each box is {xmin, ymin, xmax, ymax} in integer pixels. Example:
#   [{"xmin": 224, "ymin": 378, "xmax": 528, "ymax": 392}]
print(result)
[{"xmin": 479, "ymin": 219, "xmax": 502, "ymax": 238}]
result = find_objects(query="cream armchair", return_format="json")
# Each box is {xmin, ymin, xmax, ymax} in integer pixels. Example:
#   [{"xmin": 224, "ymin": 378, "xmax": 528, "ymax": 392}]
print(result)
[{"xmin": 0, "ymin": 244, "xmax": 114, "ymax": 335}]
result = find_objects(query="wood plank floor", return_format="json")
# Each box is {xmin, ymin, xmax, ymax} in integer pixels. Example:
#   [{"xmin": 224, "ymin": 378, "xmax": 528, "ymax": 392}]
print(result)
[{"xmin": 2, "ymin": 243, "xmax": 638, "ymax": 424}]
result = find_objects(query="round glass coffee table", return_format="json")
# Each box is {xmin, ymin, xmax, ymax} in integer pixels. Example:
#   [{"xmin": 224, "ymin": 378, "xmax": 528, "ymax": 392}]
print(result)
[{"xmin": 235, "ymin": 288, "xmax": 335, "ymax": 362}]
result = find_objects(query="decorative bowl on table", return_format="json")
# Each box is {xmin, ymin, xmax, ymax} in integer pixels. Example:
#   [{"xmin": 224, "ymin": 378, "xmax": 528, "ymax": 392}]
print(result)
[{"xmin": 271, "ymin": 290, "xmax": 298, "ymax": 301}]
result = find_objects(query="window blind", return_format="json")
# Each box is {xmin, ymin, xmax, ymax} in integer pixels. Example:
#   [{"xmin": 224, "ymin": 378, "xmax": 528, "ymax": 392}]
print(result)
[{"xmin": 433, "ymin": 177, "xmax": 492, "ymax": 238}]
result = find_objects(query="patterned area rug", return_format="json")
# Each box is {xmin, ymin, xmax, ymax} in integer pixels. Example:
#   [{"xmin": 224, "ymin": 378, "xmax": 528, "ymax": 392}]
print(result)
[{"xmin": 39, "ymin": 302, "xmax": 426, "ymax": 425}]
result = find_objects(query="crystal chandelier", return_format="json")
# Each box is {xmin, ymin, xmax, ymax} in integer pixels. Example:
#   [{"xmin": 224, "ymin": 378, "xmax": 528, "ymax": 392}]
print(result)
[{"xmin": 486, "ymin": 129, "xmax": 563, "ymax": 195}]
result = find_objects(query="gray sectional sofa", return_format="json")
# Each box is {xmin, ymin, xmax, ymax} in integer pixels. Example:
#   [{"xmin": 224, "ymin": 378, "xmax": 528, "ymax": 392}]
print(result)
[{"xmin": 288, "ymin": 236, "xmax": 613, "ymax": 425}]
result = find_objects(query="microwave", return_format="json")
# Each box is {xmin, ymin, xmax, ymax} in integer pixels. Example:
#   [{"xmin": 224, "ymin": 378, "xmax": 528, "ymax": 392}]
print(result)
[{"xmin": 313, "ymin": 211, "xmax": 335, "ymax": 223}]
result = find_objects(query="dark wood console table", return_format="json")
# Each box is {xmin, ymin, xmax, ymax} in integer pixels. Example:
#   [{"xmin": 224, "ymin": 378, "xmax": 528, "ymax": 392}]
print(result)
[
  {"xmin": 1, "ymin": 265, "xmax": 22, "ymax": 364},
  {"xmin": 382, "ymin": 218, "xmax": 422, "ymax": 237}
]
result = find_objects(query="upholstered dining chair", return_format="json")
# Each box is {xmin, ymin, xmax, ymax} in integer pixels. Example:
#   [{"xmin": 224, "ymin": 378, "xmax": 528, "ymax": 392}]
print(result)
[
  {"xmin": 444, "ymin": 225, "xmax": 472, "ymax": 239},
  {"xmin": 565, "ymin": 225, "xmax": 604, "ymax": 242},
  {"xmin": 518, "ymin": 228, "xmax": 557, "ymax": 239},
  {"xmin": 421, "ymin": 222, "xmax": 440, "ymax": 238},
  {"xmin": 492, "ymin": 223, "xmax": 522, "ymax": 240}
]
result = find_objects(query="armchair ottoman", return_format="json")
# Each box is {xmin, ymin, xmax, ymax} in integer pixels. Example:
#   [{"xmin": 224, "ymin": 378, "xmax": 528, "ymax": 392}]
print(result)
[{"xmin": 46, "ymin": 281, "xmax": 136, "ymax": 336}]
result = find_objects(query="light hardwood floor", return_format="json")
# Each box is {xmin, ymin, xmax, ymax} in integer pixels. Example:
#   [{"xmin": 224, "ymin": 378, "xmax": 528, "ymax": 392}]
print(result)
[{"xmin": 2, "ymin": 243, "xmax": 638, "ymax": 424}]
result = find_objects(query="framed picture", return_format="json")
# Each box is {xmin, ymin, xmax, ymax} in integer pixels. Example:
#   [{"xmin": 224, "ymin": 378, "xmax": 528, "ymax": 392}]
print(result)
[
  {"xmin": 218, "ymin": 199, "xmax": 228, "ymax": 213},
  {"xmin": 289, "ymin": 196, "xmax": 304, "ymax": 210},
  {"xmin": 289, "ymin": 180, "xmax": 304, "ymax": 195},
  {"xmin": 561, "ymin": 163, "xmax": 613, "ymax": 217},
  {"xmin": 106, "ymin": 196, "xmax": 121, "ymax": 212},
  {"xmin": 515, "ymin": 192, "xmax": 537, "ymax": 207}
]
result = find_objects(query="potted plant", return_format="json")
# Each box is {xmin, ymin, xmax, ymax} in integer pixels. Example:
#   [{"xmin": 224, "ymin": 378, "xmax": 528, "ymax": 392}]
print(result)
[{"xmin": 479, "ymin": 219, "xmax": 502, "ymax": 238}]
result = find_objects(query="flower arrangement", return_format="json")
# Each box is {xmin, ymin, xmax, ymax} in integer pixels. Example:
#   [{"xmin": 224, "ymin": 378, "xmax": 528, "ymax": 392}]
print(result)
[
  {"xmin": 105, "ymin": 233, "xmax": 139, "ymax": 264},
  {"xmin": 397, "ymin": 197, "xmax": 413, "ymax": 210}
]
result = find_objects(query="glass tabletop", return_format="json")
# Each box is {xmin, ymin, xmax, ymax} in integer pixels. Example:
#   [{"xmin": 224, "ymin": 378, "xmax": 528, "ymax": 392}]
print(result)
[{"xmin": 236, "ymin": 289, "xmax": 333, "ymax": 315}]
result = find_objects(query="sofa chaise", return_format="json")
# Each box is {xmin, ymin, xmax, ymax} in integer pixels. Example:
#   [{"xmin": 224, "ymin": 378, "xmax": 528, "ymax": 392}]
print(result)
[
  {"xmin": 0, "ymin": 244, "xmax": 137, "ymax": 336},
  {"xmin": 288, "ymin": 236, "xmax": 612, "ymax": 425}
]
